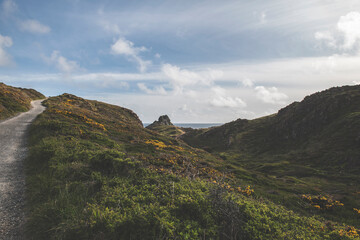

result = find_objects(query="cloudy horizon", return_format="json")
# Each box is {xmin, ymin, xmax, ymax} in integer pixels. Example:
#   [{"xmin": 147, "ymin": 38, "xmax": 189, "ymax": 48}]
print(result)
[{"xmin": 1, "ymin": 0, "xmax": 360, "ymax": 123}]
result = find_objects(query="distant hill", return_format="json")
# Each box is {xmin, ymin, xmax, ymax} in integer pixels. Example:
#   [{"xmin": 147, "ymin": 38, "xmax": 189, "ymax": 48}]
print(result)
[
  {"xmin": 181, "ymin": 85, "xmax": 360, "ymax": 172},
  {"xmin": 181, "ymin": 85, "xmax": 360, "ymax": 226},
  {"xmin": 0, "ymin": 82, "xmax": 45, "ymax": 120}
]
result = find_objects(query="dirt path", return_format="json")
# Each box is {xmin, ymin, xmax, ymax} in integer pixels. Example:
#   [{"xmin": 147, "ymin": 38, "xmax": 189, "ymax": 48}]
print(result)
[{"xmin": 0, "ymin": 100, "xmax": 46, "ymax": 239}]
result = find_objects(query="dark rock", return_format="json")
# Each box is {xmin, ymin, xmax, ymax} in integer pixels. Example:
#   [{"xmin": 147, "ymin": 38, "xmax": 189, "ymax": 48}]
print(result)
[{"xmin": 146, "ymin": 115, "xmax": 173, "ymax": 129}]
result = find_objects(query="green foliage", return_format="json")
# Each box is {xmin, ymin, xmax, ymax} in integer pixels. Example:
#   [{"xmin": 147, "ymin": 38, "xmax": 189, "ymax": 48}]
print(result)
[
  {"xmin": 147, "ymin": 124, "xmax": 185, "ymax": 138},
  {"xmin": 26, "ymin": 93, "xmax": 359, "ymax": 239},
  {"xmin": 0, "ymin": 82, "xmax": 45, "ymax": 119},
  {"xmin": 182, "ymin": 85, "xmax": 360, "ymax": 228}
]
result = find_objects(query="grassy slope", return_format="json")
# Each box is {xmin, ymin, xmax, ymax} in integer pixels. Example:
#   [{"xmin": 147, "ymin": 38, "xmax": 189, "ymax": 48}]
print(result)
[
  {"xmin": 147, "ymin": 124, "xmax": 185, "ymax": 138},
  {"xmin": 0, "ymin": 82, "xmax": 45, "ymax": 120},
  {"xmin": 25, "ymin": 93, "xmax": 359, "ymax": 239},
  {"xmin": 181, "ymin": 85, "xmax": 360, "ymax": 228}
]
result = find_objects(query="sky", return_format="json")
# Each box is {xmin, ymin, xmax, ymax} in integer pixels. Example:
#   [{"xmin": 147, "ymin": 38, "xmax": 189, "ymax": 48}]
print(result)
[{"xmin": 1, "ymin": 0, "xmax": 360, "ymax": 123}]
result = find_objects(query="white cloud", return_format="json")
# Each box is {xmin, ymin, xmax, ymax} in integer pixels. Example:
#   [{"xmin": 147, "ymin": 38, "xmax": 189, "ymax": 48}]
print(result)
[
  {"xmin": 210, "ymin": 86, "xmax": 246, "ymax": 108},
  {"xmin": 0, "ymin": 34, "xmax": 12, "ymax": 47},
  {"xmin": 20, "ymin": 19, "xmax": 51, "ymax": 34},
  {"xmin": 48, "ymin": 51, "xmax": 81, "ymax": 73},
  {"xmin": 241, "ymin": 78, "xmax": 254, "ymax": 87},
  {"xmin": 72, "ymin": 72, "xmax": 164, "ymax": 82},
  {"xmin": 255, "ymin": 86, "xmax": 288, "ymax": 104},
  {"xmin": 311, "ymin": 55, "xmax": 338, "ymax": 73},
  {"xmin": 0, "ymin": 34, "xmax": 13, "ymax": 66},
  {"xmin": 211, "ymin": 96, "xmax": 246, "ymax": 108},
  {"xmin": 111, "ymin": 37, "xmax": 150, "ymax": 72},
  {"xmin": 136, "ymin": 58, "xmax": 151, "ymax": 73},
  {"xmin": 214, "ymin": 55, "xmax": 360, "ymax": 89},
  {"xmin": 315, "ymin": 12, "xmax": 360, "ymax": 51},
  {"xmin": 337, "ymin": 12, "xmax": 360, "ymax": 50},
  {"xmin": 162, "ymin": 64, "xmax": 203, "ymax": 87},
  {"xmin": 97, "ymin": 9, "xmax": 122, "ymax": 34},
  {"xmin": 179, "ymin": 104, "xmax": 189, "ymax": 111},
  {"xmin": 353, "ymin": 80, "xmax": 360, "ymax": 85},
  {"xmin": 161, "ymin": 63, "xmax": 223, "ymax": 93},
  {"xmin": 184, "ymin": 90, "xmax": 197, "ymax": 98},
  {"xmin": 2, "ymin": 2, "xmax": 50, "ymax": 35},
  {"xmin": 211, "ymin": 86, "xmax": 226, "ymax": 96},
  {"xmin": 2, "ymin": 0, "xmax": 17, "ymax": 15},
  {"xmin": 99, "ymin": 21, "xmax": 122, "ymax": 35},
  {"xmin": 137, "ymin": 83, "xmax": 167, "ymax": 95},
  {"xmin": 111, "ymin": 38, "xmax": 145, "ymax": 55},
  {"xmin": 95, "ymin": 80, "xmax": 129, "ymax": 90},
  {"xmin": 177, "ymin": 104, "xmax": 195, "ymax": 117},
  {"xmin": 315, "ymin": 31, "xmax": 337, "ymax": 48}
]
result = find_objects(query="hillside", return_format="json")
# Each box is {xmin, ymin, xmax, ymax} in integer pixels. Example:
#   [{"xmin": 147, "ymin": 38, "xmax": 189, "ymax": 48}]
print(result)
[
  {"xmin": 0, "ymin": 82, "xmax": 45, "ymax": 120},
  {"xmin": 146, "ymin": 115, "xmax": 185, "ymax": 138},
  {"xmin": 182, "ymin": 85, "xmax": 360, "ymax": 156},
  {"xmin": 24, "ymin": 92, "xmax": 359, "ymax": 239},
  {"xmin": 181, "ymin": 85, "xmax": 360, "ymax": 227}
]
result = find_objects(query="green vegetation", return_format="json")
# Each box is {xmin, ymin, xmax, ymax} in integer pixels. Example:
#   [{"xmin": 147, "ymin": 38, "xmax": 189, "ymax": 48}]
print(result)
[
  {"xmin": 147, "ymin": 124, "xmax": 185, "ymax": 138},
  {"xmin": 26, "ymin": 93, "xmax": 359, "ymax": 239},
  {"xmin": 146, "ymin": 114, "xmax": 185, "ymax": 138},
  {"xmin": 0, "ymin": 82, "xmax": 45, "ymax": 120},
  {"xmin": 181, "ymin": 85, "xmax": 360, "ymax": 229}
]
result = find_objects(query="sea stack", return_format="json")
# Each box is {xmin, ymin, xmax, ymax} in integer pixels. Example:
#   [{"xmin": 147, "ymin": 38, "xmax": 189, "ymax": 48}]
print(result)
[{"xmin": 146, "ymin": 115, "xmax": 173, "ymax": 129}]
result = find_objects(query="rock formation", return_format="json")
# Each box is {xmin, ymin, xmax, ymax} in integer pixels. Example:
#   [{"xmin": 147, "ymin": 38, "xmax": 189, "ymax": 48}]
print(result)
[{"xmin": 146, "ymin": 115, "xmax": 173, "ymax": 129}]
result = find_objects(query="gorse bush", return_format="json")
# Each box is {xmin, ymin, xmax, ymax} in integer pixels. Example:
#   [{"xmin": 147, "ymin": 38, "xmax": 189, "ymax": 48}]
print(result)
[
  {"xmin": 181, "ymin": 85, "xmax": 360, "ymax": 228},
  {"xmin": 25, "ymin": 94, "xmax": 359, "ymax": 239},
  {"xmin": 0, "ymin": 82, "xmax": 45, "ymax": 119}
]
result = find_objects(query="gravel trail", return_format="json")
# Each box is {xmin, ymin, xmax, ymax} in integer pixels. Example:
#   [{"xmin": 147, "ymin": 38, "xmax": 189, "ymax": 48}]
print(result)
[{"xmin": 0, "ymin": 100, "xmax": 45, "ymax": 239}]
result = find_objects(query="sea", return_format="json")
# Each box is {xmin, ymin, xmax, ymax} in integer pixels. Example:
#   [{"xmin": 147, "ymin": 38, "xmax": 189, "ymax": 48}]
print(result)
[{"xmin": 143, "ymin": 123, "xmax": 222, "ymax": 129}]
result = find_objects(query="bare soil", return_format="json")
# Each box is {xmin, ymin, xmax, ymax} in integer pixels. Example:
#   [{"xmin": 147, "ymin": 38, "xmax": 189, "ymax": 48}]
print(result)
[{"xmin": 0, "ymin": 100, "xmax": 45, "ymax": 239}]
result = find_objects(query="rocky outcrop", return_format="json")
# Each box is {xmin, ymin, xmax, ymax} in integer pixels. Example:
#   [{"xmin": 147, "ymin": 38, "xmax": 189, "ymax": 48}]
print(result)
[{"xmin": 146, "ymin": 115, "xmax": 173, "ymax": 129}]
